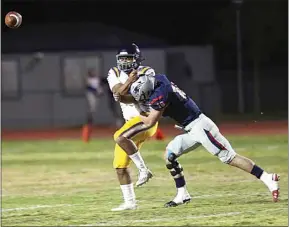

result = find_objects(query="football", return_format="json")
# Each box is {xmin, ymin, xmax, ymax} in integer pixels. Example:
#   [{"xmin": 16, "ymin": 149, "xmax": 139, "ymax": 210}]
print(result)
[{"xmin": 5, "ymin": 11, "xmax": 22, "ymax": 29}]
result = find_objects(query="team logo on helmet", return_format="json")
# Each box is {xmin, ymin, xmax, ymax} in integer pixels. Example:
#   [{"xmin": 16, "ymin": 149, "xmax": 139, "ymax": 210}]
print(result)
[{"xmin": 133, "ymin": 81, "xmax": 143, "ymax": 93}]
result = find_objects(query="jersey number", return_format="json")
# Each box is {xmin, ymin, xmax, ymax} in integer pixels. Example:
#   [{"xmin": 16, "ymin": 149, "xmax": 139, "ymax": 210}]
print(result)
[{"xmin": 171, "ymin": 82, "xmax": 187, "ymax": 100}]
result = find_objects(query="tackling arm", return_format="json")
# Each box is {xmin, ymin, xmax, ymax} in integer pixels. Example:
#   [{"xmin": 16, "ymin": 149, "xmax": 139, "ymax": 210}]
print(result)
[
  {"xmin": 139, "ymin": 108, "xmax": 164, "ymax": 128},
  {"xmin": 139, "ymin": 83, "xmax": 168, "ymax": 127}
]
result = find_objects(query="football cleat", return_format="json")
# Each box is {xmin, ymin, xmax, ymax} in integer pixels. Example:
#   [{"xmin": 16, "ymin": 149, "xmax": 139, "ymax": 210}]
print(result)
[
  {"xmin": 270, "ymin": 173, "xmax": 280, "ymax": 202},
  {"xmin": 164, "ymin": 193, "xmax": 191, "ymax": 208},
  {"xmin": 136, "ymin": 169, "xmax": 153, "ymax": 187},
  {"xmin": 164, "ymin": 198, "xmax": 191, "ymax": 208},
  {"xmin": 272, "ymin": 190, "xmax": 279, "ymax": 202},
  {"xmin": 111, "ymin": 202, "xmax": 137, "ymax": 211}
]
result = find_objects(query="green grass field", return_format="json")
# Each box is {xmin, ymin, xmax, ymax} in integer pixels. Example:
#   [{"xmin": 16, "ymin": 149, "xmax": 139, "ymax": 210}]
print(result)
[{"xmin": 2, "ymin": 135, "xmax": 288, "ymax": 226}]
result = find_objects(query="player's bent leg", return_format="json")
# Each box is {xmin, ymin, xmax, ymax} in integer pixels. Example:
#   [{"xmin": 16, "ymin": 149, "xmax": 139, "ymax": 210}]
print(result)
[
  {"xmin": 113, "ymin": 119, "xmax": 148, "ymax": 172},
  {"xmin": 115, "ymin": 118, "xmax": 155, "ymax": 156},
  {"xmin": 132, "ymin": 139, "xmax": 153, "ymax": 187},
  {"xmin": 199, "ymin": 118, "xmax": 280, "ymax": 202},
  {"xmin": 111, "ymin": 144, "xmax": 137, "ymax": 211},
  {"xmin": 113, "ymin": 117, "xmax": 148, "ymax": 169},
  {"xmin": 228, "ymin": 154, "xmax": 280, "ymax": 202},
  {"xmin": 114, "ymin": 117, "xmax": 156, "ymax": 187},
  {"xmin": 132, "ymin": 123, "xmax": 158, "ymax": 187},
  {"xmin": 164, "ymin": 134, "xmax": 200, "ymax": 207}
]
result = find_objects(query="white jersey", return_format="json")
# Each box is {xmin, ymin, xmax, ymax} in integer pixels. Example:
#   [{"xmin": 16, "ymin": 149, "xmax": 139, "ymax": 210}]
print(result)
[
  {"xmin": 86, "ymin": 77, "xmax": 102, "ymax": 92},
  {"xmin": 87, "ymin": 77, "xmax": 101, "ymax": 89},
  {"xmin": 107, "ymin": 66, "xmax": 155, "ymax": 121}
]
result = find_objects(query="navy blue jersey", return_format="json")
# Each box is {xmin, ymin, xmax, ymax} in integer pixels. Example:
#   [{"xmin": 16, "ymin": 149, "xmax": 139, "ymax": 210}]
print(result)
[{"xmin": 149, "ymin": 74, "xmax": 202, "ymax": 127}]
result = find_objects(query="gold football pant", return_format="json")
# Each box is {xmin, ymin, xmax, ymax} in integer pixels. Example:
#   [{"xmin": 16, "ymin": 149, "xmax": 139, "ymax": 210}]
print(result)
[{"xmin": 113, "ymin": 116, "xmax": 158, "ymax": 168}]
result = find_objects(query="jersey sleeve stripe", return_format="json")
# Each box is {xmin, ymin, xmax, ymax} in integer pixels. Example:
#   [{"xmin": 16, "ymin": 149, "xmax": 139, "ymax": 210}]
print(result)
[
  {"xmin": 139, "ymin": 67, "xmax": 151, "ymax": 75},
  {"xmin": 112, "ymin": 67, "xmax": 120, "ymax": 77},
  {"xmin": 150, "ymin": 95, "xmax": 163, "ymax": 104}
]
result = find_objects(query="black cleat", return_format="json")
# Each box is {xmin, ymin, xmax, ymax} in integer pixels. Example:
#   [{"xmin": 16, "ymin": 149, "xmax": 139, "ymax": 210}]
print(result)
[
  {"xmin": 164, "ymin": 201, "xmax": 178, "ymax": 207},
  {"xmin": 164, "ymin": 198, "xmax": 191, "ymax": 208},
  {"xmin": 183, "ymin": 198, "xmax": 191, "ymax": 204}
]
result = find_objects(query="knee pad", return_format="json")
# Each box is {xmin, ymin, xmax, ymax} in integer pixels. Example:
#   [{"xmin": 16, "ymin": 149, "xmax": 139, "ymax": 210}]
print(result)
[
  {"xmin": 165, "ymin": 158, "xmax": 178, "ymax": 170},
  {"xmin": 218, "ymin": 149, "xmax": 237, "ymax": 164},
  {"xmin": 165, "ymin": 150, "xmax": 177, "ymax": 168},
  {"xmin": 165, "ymin": 152, "xmax": 184, "ymax": 178},
  {"xmin": 168, "ymin": 152, "xmax": 177, "ymax": 163},
  {"xmin": 170, "ymin": 165, "xmax": 184, "ymax": 177}
]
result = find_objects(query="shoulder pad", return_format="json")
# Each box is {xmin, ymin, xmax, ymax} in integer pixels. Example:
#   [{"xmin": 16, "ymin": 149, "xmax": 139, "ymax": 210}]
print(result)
[
  {"xmin": 109, "ymin": 67, "xmax": 120, "ymax": 77},
  {"xmin": 138, "ymin": 66, "xmax": 154, "ymax": 75}
]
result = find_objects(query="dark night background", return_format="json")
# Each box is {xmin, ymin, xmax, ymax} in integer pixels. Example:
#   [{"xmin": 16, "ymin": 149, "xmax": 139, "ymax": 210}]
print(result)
[
  {"xmin": 3, "ymin": 0, "xmax": 287, "ymax": 66},
  {"xmin": 1, "ymin": 0, "xmax": 288, "ymax": 120}
]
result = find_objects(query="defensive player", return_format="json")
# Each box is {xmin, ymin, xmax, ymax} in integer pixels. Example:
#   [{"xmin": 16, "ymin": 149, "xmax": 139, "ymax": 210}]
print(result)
[
  {"xmin": 107, "ymin": 43, "xmax": 158, "ymax": 211},
  {"xmin": 130, "ymin": 74, "xmax": 280, "ymax": 207}
]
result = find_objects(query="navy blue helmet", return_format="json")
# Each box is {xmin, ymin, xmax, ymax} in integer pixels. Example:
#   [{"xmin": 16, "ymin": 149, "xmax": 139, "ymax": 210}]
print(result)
[{"xmin": 116, "ymin": 43, "xmax": 144, "ymax": 72}]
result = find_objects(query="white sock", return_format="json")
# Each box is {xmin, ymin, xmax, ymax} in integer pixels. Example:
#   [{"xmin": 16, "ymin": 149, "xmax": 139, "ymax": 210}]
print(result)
[
  {"xmin": 120, "ymin": 183, "xmax": 136, "ymax": 204},
  {"xmin": 177, "ymin": 186, "xmax": 186, "ymax": 195},
  {"xmin": 129, "ymin": 151, "xmax": 147, "ymax": 171},
  {"xmin": 174, "ymin": 186, "xmax": 189, "ymax": 202},
  {"xmin": 260, "ymin": 171, "xmax": 270, "ymax": 184},
  {"xmin": 260, "ymin": 171, "xmax": 274, "ymax": 190}
]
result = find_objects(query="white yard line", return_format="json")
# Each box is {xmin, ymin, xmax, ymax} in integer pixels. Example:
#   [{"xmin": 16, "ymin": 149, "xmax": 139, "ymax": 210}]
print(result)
[
  {"xmin": 267, "ymin": 145, "xmax": 280, "ymax": 150},
  {"xmin": 2, "ymin": 204, "xmax": 74, "ymax": 212},
  {"xmin": 82, "ymin": 207, "xmax": 287, "ymax": 226}
]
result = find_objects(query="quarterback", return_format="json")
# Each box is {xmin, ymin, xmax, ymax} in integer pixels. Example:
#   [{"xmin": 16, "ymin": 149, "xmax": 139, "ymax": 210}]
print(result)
[
  {"xmin": 130, "ymin": 74, "xmax": 280, "ymax": 207},
  {"xmin": 107, "ymin": 43, "xmax": 158, "ymax": 211}
]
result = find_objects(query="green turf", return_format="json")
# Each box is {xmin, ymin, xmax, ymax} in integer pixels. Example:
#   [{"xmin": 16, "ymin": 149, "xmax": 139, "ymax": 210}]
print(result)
[{"xmin": 2, "ymin": 135, "xmax": 288, "ymax": 226}]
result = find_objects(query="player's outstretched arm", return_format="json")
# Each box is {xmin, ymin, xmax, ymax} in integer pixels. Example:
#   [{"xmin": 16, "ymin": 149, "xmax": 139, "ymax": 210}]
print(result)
[{"xmin": 140, "ymin": 108, "xmax": 164, "ymax": 127}]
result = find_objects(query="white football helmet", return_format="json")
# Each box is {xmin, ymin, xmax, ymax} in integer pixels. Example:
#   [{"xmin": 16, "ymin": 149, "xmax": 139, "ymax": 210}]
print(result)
[{"xmin": 130, "ymin": 75, "xmax": 155, "ymax": 102}]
